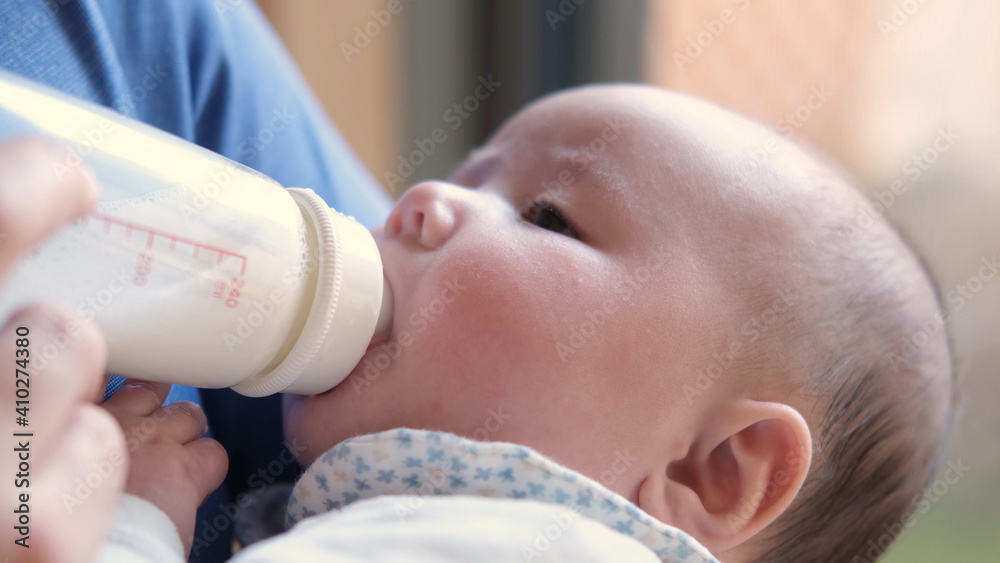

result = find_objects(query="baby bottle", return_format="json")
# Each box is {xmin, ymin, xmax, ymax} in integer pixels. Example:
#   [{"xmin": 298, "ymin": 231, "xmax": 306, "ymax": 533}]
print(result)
[{"xmin": 0, "ymin": 71, "xmax": 392, "ymax": 397}]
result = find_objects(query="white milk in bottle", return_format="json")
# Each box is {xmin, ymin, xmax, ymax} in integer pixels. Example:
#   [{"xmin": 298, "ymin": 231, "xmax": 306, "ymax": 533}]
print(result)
[{"xmin": 0, "ymin": 71, "xmax": 392, "ymax": 396}]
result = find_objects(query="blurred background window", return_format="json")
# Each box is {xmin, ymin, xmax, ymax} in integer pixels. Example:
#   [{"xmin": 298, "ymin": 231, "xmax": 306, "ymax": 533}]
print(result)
[{"xmin": 256, "ymin": 1, "xmax": 999, "ymax": 560}]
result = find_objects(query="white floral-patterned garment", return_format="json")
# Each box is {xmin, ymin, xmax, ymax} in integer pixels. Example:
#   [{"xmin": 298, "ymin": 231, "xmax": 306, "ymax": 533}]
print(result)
[{"xmin": 281, "ymin": 428, "xmax": 719, "ymax": 563}]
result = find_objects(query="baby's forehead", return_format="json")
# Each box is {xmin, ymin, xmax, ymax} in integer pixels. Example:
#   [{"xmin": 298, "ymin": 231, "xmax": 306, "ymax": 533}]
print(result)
[
  {"xmin": 576, "ymin": 91, "xmax": 826, "ymax": 206},
  {"xmin": 493, "ymin": 86, "xmax": 809, "ymax": 200},
  {"xmin": 502, "ymin": 85, "xmax": 773, "ymax": 154}
]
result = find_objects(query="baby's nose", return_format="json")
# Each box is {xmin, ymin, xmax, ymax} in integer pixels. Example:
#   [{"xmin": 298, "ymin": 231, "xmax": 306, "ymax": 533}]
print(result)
[{"xmin": 386, "ymin": 181, "xmax": 457, "ymax": 249}]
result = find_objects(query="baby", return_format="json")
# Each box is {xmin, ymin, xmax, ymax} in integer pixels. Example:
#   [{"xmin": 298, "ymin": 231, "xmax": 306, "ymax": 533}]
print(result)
[{"xmin": 99, "ymin": 85, "xmax": 954, "ymax": 562}]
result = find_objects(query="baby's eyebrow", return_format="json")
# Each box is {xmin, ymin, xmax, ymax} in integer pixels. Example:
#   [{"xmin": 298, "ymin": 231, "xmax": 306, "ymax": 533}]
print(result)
[
  {"xmin": 547, "ymin": 149, "xmax": 629, "ymax": 206},
  {"xmin": 466, "ymin": 147, "xmax": 492, "ymax": 161},
  {"xmin": 451, "ymin": 148, "xmax": 501, "ymax": 184},
  {"xmin": 461, "ymin": 144, "xmax": 630, "ymax": 209}
]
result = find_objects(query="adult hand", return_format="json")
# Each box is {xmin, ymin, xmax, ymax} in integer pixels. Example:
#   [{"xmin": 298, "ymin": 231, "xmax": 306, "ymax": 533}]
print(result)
[{"xmin": 0, "ymin": 137, "xmax": 126, "ymax": 562}]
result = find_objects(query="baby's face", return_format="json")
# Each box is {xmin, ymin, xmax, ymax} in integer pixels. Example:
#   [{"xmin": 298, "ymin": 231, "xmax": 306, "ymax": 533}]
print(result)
[{"xmin": 284, "ymin": 86, "xmax": 767, "ymax": 492}]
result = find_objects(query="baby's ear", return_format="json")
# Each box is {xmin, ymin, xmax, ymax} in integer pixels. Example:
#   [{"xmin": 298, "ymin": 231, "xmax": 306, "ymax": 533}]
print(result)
[{"xmin": 637, "ymin": 400, "xmax": 812, "ymax": 555}]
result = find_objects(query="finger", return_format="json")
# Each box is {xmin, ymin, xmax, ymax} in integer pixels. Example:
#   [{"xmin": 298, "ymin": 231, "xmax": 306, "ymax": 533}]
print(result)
[
  {"xmin": 0, "ymin": 137, "xmax": 100, "ymax": 275},
  {"xmin": 102, "ymin": 379, "xmax": 173, "ymax": 417},
  {"xmin": 33, "ymin": 405, "xmax": 127, "ymax": 563},
  {"xmin": 2, "ymin": 303, "xmax": 109, "ymax": 465},
  {"xmin": 185, "ymin": 438, "xmax": 229, "ymax": 503},
  {"xmin": 151, "ymin": 401, "xmax": 209, "ymax": 444}
]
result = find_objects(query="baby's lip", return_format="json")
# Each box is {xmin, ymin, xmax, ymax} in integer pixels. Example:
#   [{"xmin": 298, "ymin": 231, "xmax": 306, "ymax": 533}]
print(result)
[
  {"xmin": 308, "ymin": 328, "xmax": 392, "ymax": 400},
  {"xmin": 366, "ymin": 330, "xmax": 391, "ymax": 353}
]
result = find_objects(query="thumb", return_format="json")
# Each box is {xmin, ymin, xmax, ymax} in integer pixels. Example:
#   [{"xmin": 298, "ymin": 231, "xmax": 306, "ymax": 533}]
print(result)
[
  {"xmin": 33, "ymin": 405, "xmax": 128, "ymax": 563},
  {"xmin": 0, "ymin": 137, "xmax": 100, "ymax": 276}
]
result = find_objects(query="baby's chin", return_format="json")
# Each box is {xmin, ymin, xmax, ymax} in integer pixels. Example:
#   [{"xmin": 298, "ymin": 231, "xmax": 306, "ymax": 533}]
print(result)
[
  {"xmin": 280, "ymin": 369, "xmax": 392, "ymax": 468},
  {"xmin": 281, "ymin": 391, "xmax": 350, "ymax": 467},
  {"xmin": 280, "ymin": 393, "xmax": 317, "ymax": 467}
]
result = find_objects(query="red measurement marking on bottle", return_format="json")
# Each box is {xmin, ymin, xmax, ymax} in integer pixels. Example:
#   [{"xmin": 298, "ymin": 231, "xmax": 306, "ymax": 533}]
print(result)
[
  {"xmin": 134, "ymin": 252, "xmax": 154, "ymax": 286},
  {"xmin": 225, "ymin": 276, "xmax": 244, "ymax": 308},
  {"xmin": 88, "ymin": 211, "xmax": 248, "ymax": 277},
  {"xmin": 214, "ymin": 276, "xmax": 245, "ymax": 308}
]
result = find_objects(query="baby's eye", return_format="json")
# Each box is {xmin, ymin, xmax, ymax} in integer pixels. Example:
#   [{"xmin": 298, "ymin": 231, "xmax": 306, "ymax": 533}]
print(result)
[{"xmin": 523, "ymin": 201, "xmax": 578, "ymax": 238}]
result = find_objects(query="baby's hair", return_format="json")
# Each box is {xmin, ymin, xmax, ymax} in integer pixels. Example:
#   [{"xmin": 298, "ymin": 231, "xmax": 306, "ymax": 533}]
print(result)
[{"xmin": 747, "ymin": 161, "xmax": 957, "ymax": 562}]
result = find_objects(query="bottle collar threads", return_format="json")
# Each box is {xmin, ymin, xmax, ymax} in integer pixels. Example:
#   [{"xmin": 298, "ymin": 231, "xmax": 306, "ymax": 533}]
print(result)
[{"xmin": 232, "ymin": 188, "xmax": 385, "ymax": 397}]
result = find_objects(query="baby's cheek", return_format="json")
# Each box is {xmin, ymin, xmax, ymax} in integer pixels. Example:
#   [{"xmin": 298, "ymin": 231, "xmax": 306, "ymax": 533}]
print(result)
[{"xmin": 418, "ymin": 258, "xmax": 566, "ymax": 387}]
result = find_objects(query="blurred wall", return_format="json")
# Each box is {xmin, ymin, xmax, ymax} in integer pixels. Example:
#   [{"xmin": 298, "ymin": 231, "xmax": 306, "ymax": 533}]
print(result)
[
  {"xmin": 646, "ymin": 0, "xmax": 873, "ymax": 167},
  {"xmin": 257, "ymin": 0, "xmax": 401, "ymax": 197},
  {"xmin": 260, "ymin": 0, "xmax": 646, "ymax": 197}
]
